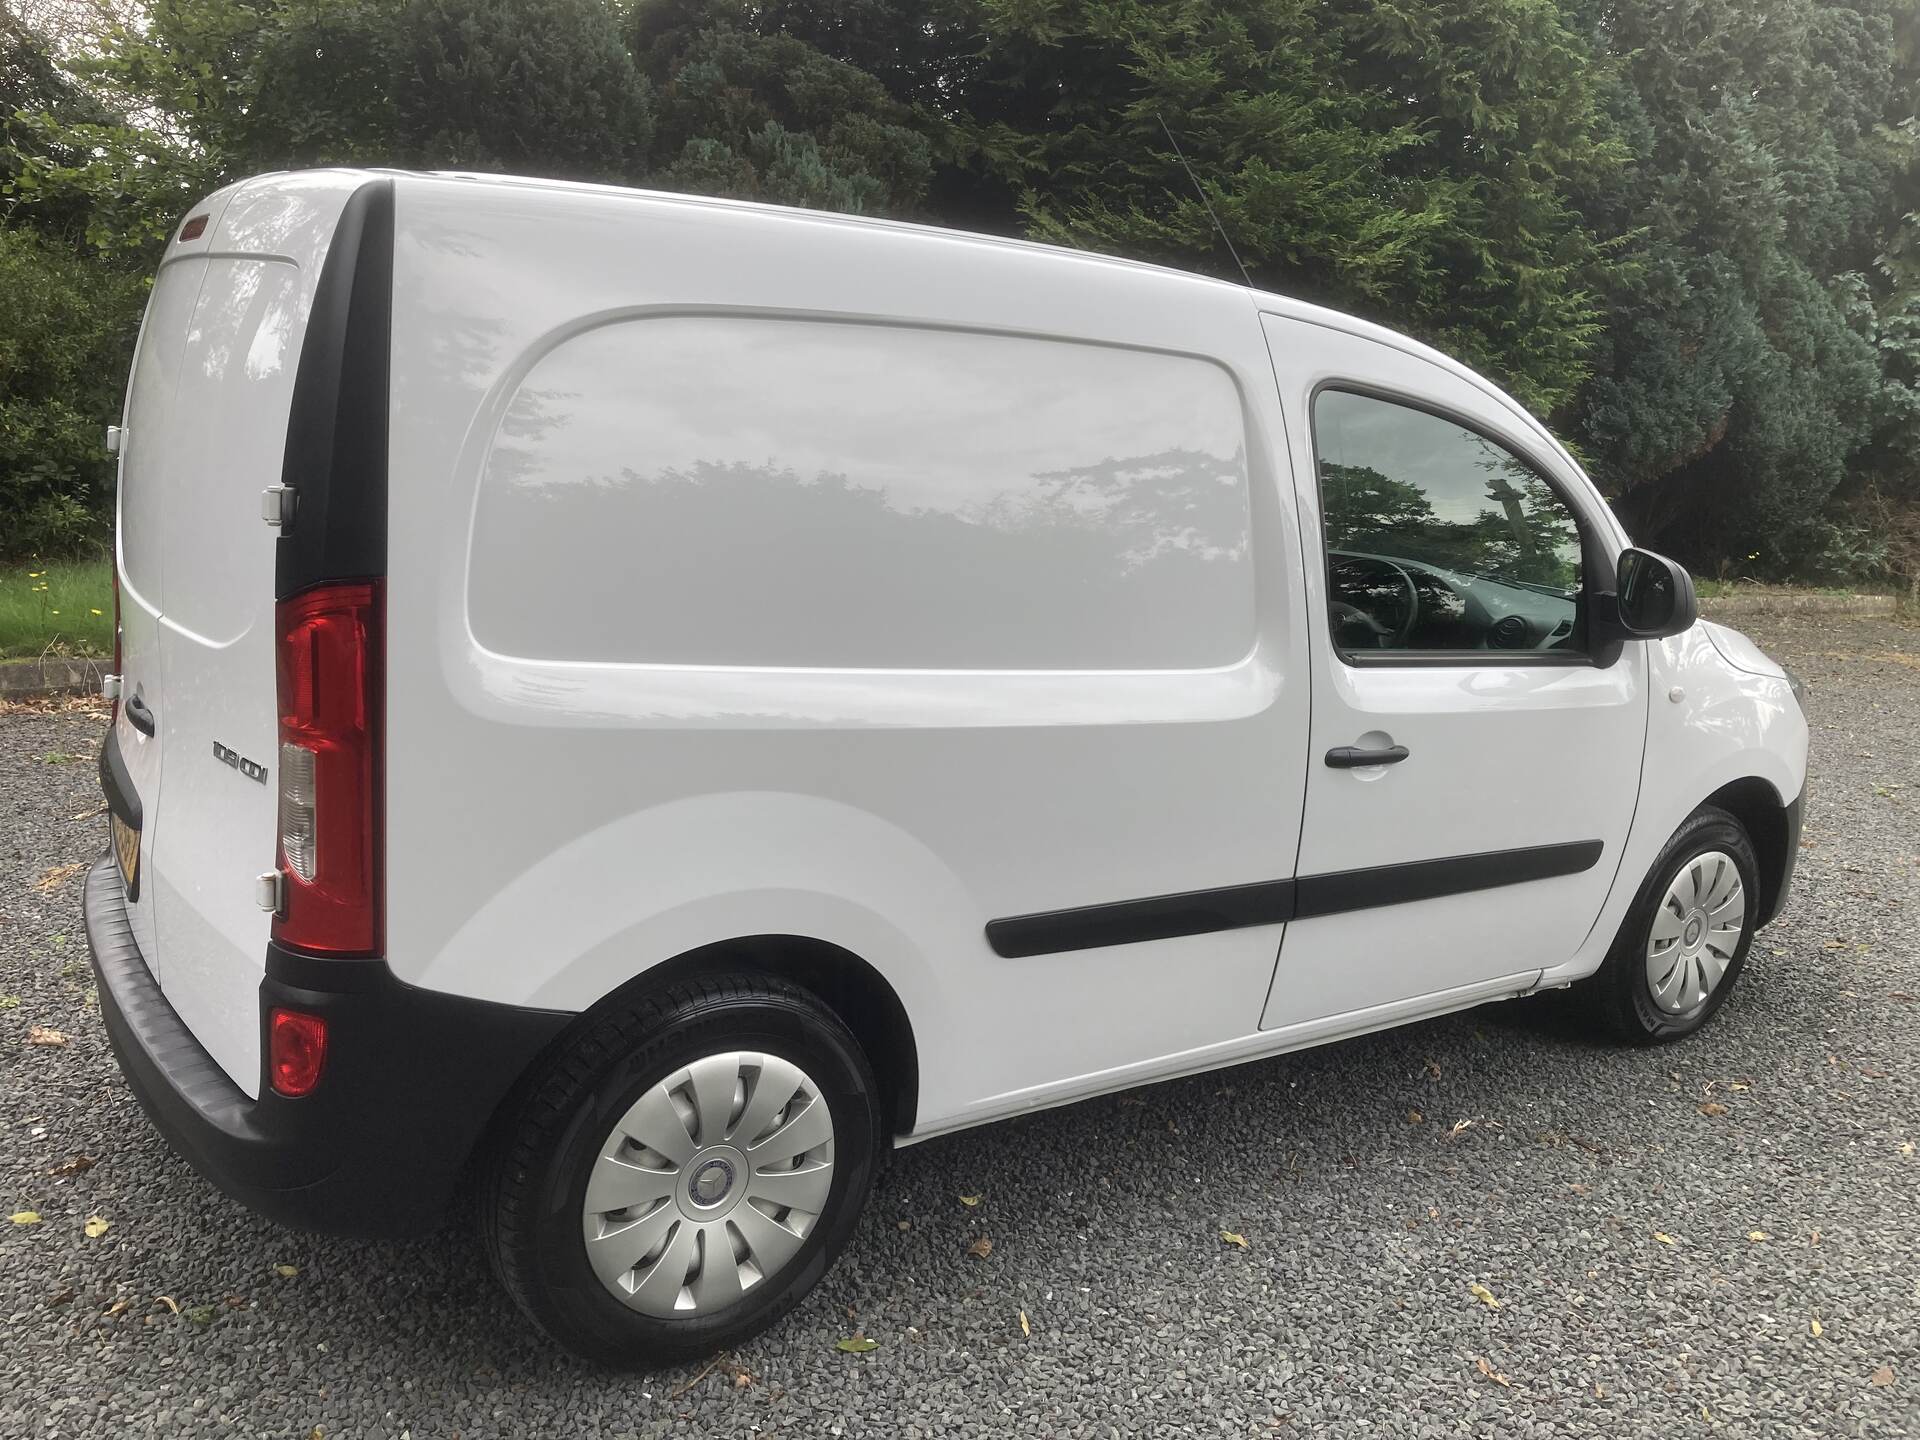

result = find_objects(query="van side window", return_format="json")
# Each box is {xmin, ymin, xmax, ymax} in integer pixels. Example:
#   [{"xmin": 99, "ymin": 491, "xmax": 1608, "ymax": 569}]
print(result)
[
  {"xmin": 1310, "ymin": 389, "xmax": 1585, "ymax": 659},
  {"xmin": 469, "ymin": 316, "xmax": 1257, "ymax": 671}
]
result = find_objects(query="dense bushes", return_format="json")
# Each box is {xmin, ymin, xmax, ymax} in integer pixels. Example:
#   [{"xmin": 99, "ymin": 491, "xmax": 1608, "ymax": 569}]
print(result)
[{"xmin": 2, "ymin": 0, "xmax": 1916, "ymax": 578}]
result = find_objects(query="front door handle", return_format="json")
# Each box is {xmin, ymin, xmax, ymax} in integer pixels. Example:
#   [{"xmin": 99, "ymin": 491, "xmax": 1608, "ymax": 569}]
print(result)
[
  {"xmin": 1325, "ymin": 744, "xmax": 1408, "ymax": 769},
  {"xmin": 125, "ymin": 692, "xmax": 156, "ymax": 737}
]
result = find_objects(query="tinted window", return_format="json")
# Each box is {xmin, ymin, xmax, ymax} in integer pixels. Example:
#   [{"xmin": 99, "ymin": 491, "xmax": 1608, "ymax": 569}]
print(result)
[
  {"xmin": 1312, "ymin": 390, "xmax": 1584, "ymax": 657},
  {"xmin": 470, "ymin": 316, "xmax": 1255, "ymax": 670}
]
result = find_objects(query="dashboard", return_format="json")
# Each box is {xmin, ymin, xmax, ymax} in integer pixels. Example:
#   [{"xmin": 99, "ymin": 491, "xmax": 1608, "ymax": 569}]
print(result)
[{"xmin": 1327, "ymin": 551, "xmax": 1580, "ymax": 653}]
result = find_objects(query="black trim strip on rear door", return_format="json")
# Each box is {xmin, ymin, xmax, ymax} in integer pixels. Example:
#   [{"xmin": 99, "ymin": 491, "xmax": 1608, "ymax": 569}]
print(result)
[
  {"xmin": 276, "ymin": 177, "xmax": 394, "ymax": 598},
  {"xmin": 984, "ymin": 839, "xmax": 1604, "ymax": 959}
]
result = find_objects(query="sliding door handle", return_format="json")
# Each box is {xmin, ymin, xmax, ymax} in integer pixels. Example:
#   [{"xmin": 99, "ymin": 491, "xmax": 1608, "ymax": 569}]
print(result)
[
  {"xmin": 1325, "ymin": 744, "xmax": 1408, "ymax": 769},
  {"xmin": 125, "ymin": 693, "xmax": 156, "ymax": 737}
]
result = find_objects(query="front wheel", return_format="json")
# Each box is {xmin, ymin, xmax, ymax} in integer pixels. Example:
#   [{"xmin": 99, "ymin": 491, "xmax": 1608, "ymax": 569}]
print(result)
[
  {"xmin": 1591, "ymin": 805, "xmax": 1759, "ymax": 1044},
  {"xmin": 481, "ymin": 973, "xmax": 881, "ymax": 1365}
]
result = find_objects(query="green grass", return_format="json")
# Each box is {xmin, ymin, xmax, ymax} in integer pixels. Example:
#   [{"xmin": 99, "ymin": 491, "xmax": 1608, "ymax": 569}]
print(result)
[
  {"xmin": 0, "ymin": 558, "xmax": 113, "ymax": 659},
  {"xmin": 1693, "ymin": 577, "xmax": 1889, "ymax": 600}
]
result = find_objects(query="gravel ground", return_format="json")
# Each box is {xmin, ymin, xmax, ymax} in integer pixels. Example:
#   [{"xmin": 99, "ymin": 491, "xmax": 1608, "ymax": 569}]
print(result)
[{"xmin": 1, "ymin": 612, "xmax": 1915, "ymax": 1438}]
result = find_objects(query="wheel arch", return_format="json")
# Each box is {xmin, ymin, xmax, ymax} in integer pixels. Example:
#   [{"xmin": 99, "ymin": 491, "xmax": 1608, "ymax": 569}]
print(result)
[
  {"xmin": 1701, "ymin": 775, "xmax": 1798, "ymax": 928},
  {"xmin": 586, "ymin": 935, "xmax": 921, "ymax": 1139}
]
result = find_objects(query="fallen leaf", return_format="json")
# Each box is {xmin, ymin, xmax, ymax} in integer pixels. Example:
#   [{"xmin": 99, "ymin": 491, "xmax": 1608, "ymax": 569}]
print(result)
[
  {"xmin": 1811, "ymin": 1316, "xmax": 1823, "ymax": 1337},
  {"xmin": 103, "ymin": 1297, "xmax": 132, "ymax": 1318},
  {"xmin": 1870, "ymin": 1365, "xmax": 1894, "ymax": 1387},
  {"xmin": 1425, "ymin": 1060, "xmax": 1443, "ymax": 1080},
  {"xmin": 1468, "ymin": 1282, "xmax": 1501, "ymax": 1310},
  {"xmin": 966, "ymin": 1235, "xmax": 993, "ymax": 1259},
  {"xmin": 308, "ymin": 1429, "xmax": 324, "ymax": 1440},
  {"xmin": 1406, "ymin": 1109, "xmax": 1424, "ymax": 1124},
  {"xmin": 9, "ymin": 1211, "xmax": 41, "ymax": 1225},
  {"xmin": 47, "ymin": 1155, "xmax": 95, "ymax": 1177},
  {"xmin": 1730, "ymin": 1080, "xmax": 1752, "ymax": 1092},
  {"xmin": 1448, "ymin": 1118, "xmax": 1477, "ymax": 1141},
  {"xmin": 223, "ymin": 1295, "xmax": 249, "ymax": 1309},
  {"xmin": 1569, "ymin": 1182, "xmax": 1592, "ymax": 1197},
  {"xmin": 895, "ymin": 1219, "xmax": 910, "ymax": 1231},
  {"xmin": 958, "ymin": 1194, "xmax": 981, "ymax": 1207},
  {"xmin": 83, "ymin": 1215, "xmax": 110, "ymax": 1238},
  {"xmin": 273, "ymin": 1264, "xmax": 299, "ymax": 1278},
  {"xmin": 0, "ymin": 996, "xmax": 17, "ymax": 1010},
  {"xmin": 47, "ymin": 1286, "xmax": 74, "ymax": 1306},
  {"xmin": 1699, "ymin": 1101, "xmax": 1729, "ymax": 1117},
  {"xmin": 1221, "ymin": 1230, "xmax": 1249, "ymax": 1249},
  {"xmin": 1474, "ymin": 1356, "xmax": 1511, "ymax": 1387},
  {"xmin": 1654, "ymin": 1232, "xmax": 1677, "ymax": 1246},
  {"xmin": 835, "ymin": 1334, "xmax": 879, "ymax": 1354},
  {"xmin": 1901, "ymin": 1142, "xmax": 1915, "ymax": 1157},
  {"xmin": 1747, "ymin": 1230, "xmax": 1770, "ymax": 1242},
  {"xmin": 33, "ymin": 862, "xmax": 86, "ymax": 893},
  {"xmin": 1019, "ymin": 1309, "xmax": 1031, "ymax": 1337},
  {"xmin": 155, "ymin": 1295, "xmax": 180, "ymax": 1314},
  {"xmin": 183, "ymin": 1304, "xmax": 216, "ymax": 1326},
  {"xmin": 733, "ymin": 1370, "xmax": 752, "ymax": 1388}
]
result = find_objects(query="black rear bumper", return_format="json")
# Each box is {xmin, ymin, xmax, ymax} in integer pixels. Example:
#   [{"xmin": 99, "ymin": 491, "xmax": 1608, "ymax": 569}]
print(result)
[{"xmin": 83, "ymin": 853, "xmax": 572, "ymax": 1238}]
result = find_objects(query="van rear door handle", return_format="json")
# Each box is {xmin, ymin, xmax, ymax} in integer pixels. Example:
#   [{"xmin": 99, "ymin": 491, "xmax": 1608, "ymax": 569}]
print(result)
[
  {"xmin": 125, "ymin": 693, "xmax": 156, "ymax": 737},
  {"xmin": 1325, "ymin": 744, "xmax": 1408, "ymax": 768}
]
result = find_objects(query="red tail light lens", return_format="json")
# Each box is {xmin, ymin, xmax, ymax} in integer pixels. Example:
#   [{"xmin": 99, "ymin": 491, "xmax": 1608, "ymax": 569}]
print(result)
[
  {"xmin": 268, "ymin": 1008, "xmax": 328, "ymax": 1096},
  {"xmin": 272, "ymin": 581, "xmax": 382, "ymax": 955}
]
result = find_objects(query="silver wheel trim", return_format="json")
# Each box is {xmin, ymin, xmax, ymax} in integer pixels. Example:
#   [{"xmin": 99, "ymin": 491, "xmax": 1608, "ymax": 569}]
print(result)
[
  {"xmin": 1645, "ymin": 850, "xmax": 1746, "ymax": 1015},
  {"xmin": 581, "ymin": 1051, "xmax": 836, "ymax": 1318}
]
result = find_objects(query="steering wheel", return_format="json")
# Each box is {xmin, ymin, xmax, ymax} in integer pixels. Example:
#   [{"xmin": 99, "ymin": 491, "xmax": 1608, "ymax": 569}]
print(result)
[{"xmin": 1330, "ymin": 556, "xmax": 1421, "ymax": 649}]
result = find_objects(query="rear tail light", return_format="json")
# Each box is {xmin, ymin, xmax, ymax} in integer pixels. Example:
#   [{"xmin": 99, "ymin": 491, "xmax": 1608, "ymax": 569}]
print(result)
[
  {"xmin": 272, "ymin": 581, "xmax": 382, "ymax": 955},
  {"xmin": 268, "ymin": 1008, "xmax": 328, "ymax": 1096}
]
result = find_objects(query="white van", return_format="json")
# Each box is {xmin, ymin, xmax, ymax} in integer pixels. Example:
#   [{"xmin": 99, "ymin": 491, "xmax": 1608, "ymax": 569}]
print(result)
[{"xmin": 86, "ymin": 169, "xmax": 1808, "ymax": 1363}]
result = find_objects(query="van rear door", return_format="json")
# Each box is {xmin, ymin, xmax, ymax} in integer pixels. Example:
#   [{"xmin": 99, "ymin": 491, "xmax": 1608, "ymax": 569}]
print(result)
[
  {"xmin": 116, "ymin": 173, "xmax": 378, "ymax": 1096},
  {"xmin": 110, "ymin": 184, "xmax": 242, "ymax": 983}
]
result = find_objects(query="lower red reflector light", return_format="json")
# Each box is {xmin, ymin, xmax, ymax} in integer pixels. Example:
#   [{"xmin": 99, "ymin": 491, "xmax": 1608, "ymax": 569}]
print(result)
[{"xmin": 269, "ymin": 1008, "xmax": 328, "ymax": 1097}]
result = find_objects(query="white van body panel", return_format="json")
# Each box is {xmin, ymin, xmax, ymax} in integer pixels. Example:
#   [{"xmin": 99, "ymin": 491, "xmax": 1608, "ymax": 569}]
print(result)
[
  {"xmin": 1537, "ymin": 625, "xmax": 1807, "ymax": 987},
  {"xmin": 381, "ymin": 173, "xmax": 1314, "ymax": 1128}
]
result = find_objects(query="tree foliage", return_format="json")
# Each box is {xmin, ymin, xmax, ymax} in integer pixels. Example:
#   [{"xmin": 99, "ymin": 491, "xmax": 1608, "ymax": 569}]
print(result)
[{"xmin": 1, "ymin": 0, "xmax": 1916, "ymax": 576}]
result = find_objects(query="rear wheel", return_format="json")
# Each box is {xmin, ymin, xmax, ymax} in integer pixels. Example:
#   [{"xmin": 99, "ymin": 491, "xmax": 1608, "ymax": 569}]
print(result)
[
  {"xmin": 482, "ymin": 973, "xmax": 880, "ymax": 1365},
  {"xmin": 1591, "ymin": 806, "xmax": 1758, "ymax": 1044}
]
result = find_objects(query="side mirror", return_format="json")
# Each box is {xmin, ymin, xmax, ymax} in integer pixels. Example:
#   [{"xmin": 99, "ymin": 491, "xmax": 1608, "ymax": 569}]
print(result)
[{"xmin": 1597, "ymin": 547, "xmax": 1698, "ymax": 641}]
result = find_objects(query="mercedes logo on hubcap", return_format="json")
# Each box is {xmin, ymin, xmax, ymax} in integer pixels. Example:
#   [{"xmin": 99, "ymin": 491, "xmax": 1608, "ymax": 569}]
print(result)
[{"xmin": 689, "ymin": 1156, "xmax": 737, "ymax": 1208}]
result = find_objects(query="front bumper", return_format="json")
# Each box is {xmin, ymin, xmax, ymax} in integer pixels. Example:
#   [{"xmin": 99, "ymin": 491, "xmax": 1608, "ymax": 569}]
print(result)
[{"xmin": 83, "ymin": 853, "xmax": 572, "ymax": 1237}]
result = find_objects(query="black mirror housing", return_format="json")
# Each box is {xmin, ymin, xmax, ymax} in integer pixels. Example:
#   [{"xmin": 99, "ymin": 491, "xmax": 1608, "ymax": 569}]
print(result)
[{"xmin": 1596, "ymin": 548, "xmax": 1698, "ymax": 642}]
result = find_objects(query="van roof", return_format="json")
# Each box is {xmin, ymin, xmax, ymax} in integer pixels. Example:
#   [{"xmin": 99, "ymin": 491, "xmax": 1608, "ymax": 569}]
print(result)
[{"xmin": 223, "ymin": 166, "xmax": 1581, "ymax": 480}]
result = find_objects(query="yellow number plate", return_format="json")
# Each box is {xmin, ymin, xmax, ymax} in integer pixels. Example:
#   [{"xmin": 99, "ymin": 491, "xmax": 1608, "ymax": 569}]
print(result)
[{"xmin": 110, "ymin": 813, "xmax": 140, "ymax": 896}]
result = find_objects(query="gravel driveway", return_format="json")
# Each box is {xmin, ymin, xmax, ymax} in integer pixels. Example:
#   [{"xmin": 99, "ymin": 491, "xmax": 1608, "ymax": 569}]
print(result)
[{"xmin": 2, "ymin": 611, "xmax": 1915, "ymax": 1438}]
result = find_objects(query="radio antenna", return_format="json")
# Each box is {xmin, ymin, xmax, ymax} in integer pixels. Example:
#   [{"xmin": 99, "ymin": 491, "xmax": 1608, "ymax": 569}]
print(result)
[{"xmin": 1158, "ymin": 115, "xmax": 1256, "ymax": 291}]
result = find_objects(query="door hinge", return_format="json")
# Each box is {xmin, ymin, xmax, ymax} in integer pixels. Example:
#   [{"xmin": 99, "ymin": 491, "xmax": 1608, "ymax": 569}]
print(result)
[
  {"xmin": 105, "ymin": 425, "xmax": 123, "ymax": 455},
  {"xmin": 100, "ymin": 673, "xmax": 122, "ymax": 701},
  {"xmin": 254, "ymin": 870, "xmax": 285, "ymax": 916},
  {"xmin": 261, "ymin": 484, "xmax": 297, "ymax": 528}
]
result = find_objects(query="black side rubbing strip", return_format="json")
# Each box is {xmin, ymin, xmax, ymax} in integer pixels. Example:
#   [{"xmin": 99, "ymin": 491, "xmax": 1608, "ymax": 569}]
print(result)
[
  {"xmin": 1291, "ymin": 840, "xmax": 1604, "ymax": 921},
  {"xmin": 985, "ymin": 880, "xmax": 1297, "ymax": 960},
  {"xmin": 276, "ymin": 178, "xmax": 394, "ymax": 598},
  {"xmin": 985, "ymin": 840, "xmax": 1603, "ymax": 958}
]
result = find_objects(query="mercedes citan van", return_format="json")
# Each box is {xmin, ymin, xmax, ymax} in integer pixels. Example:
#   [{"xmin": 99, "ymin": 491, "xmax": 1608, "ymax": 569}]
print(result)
[{"xmin": 85, "ymin": 170, "xmax": 1808, "ymax": 1363}]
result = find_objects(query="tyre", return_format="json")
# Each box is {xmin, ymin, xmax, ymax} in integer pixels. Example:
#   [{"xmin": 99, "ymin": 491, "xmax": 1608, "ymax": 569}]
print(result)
[
  {"xmin": 482, "ymin": 973, "xmax": 881, "ymax": 1365},
  {"xmin": 1591, "ymin": 805, "xmax": 1759, "ymax": 1045}
]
